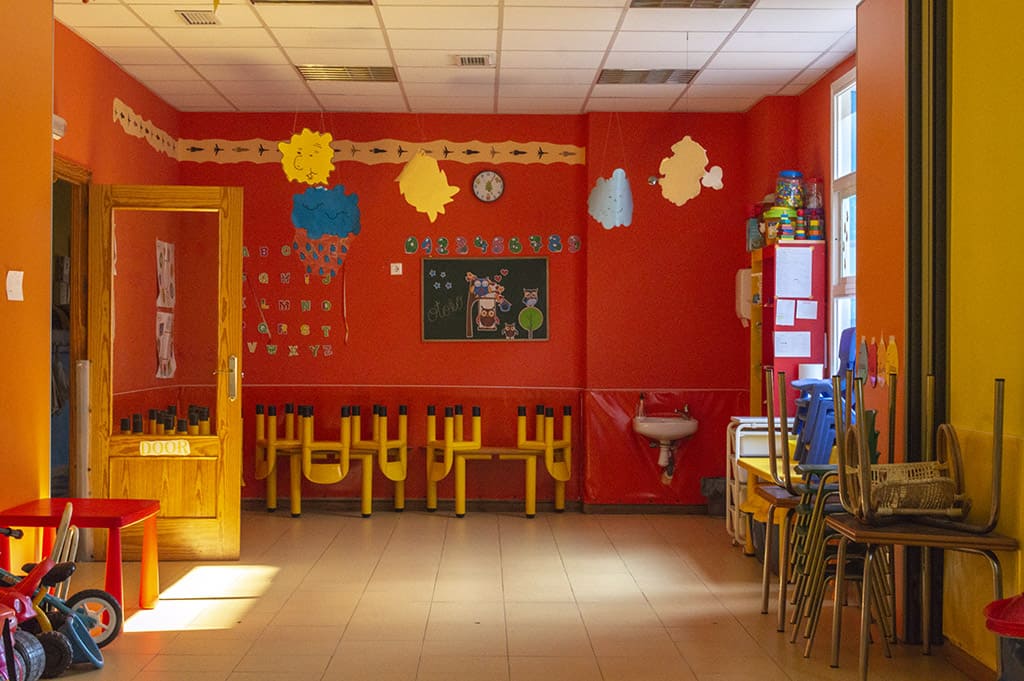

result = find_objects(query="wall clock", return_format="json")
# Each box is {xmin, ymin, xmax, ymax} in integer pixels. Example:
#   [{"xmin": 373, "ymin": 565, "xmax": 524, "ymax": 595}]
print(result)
[{"xmin": 472, "ymin": 170, "xmax": 505, "ymax": 203}]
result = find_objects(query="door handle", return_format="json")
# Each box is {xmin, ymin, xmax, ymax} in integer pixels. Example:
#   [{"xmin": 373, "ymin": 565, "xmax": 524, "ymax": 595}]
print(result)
[{"xmin": 228, "ymin": 355, "xmax": 239, "ymax": 402}]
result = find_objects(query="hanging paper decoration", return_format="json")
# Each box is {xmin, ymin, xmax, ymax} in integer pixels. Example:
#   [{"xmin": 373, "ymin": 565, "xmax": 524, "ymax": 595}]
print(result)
[
  {"xmin": 656, "ymin": 135, "xmax": 723, "ymax": 206},
  {"xmin": 278, "ymin": 128, "xmax": 336, "ymax": 185},
  {"xmin": 588, "ymin": 168, "xmax": 633, "ymax": 230},
  {"xmin": 395, "ymin": 150, "xmax": 459, "ymax": 223},
  {"xmin": 290, "ymin": 185, "xmax": 360, "ymax": 278}
]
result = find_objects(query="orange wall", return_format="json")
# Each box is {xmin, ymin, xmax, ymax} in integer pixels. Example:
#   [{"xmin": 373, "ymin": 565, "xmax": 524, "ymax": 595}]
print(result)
[
  {"xmin": 0, "ymin": 4, "xmax": 54, "ymax": 521},
  {"xmin": 855, "ymin": 0, "xmax": 907, "ymax": 459}
]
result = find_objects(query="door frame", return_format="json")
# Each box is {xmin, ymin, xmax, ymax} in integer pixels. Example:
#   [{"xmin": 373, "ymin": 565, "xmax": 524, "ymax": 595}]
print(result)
[
  {"xmin": 53, "ymin": 155, "xmax": 91, "ymax": 497},
  {"xmin": 87, "ymin": 184, "xmax": 243, "ymax": 559}
]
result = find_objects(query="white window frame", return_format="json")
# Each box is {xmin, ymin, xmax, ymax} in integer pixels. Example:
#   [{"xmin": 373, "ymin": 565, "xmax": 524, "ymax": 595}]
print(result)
[{"xmin": 830, "ymin": 68, "xmax": 857, "ymax": 372}]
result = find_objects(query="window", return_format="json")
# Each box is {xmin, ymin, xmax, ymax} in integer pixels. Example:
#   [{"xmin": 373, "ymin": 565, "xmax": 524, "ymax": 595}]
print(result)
[{"xmin": 831, "ymin": 69, "xmax": 857, "ymax": 372}]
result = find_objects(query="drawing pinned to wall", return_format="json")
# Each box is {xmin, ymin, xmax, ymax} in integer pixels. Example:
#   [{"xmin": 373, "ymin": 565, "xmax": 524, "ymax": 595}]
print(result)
[
  {"xmin": 422, "ymin": 258, "xmax": 548, "ymax": 341},
  {"xmin": 156, "ymin": 311, "xmax": 176, "ymax": 378},
  {"xmin": 588, "ymin": 168, "xmax": 634, "ymax": 230},
  {"xmin": 156, "ymin": 239, "xmax": 175, "ymax": 307},
  {"xmin": 290, "ymin": 185, "xmax": 361, "ymax": 278},
  {"xmin": 656, "ymin": 135, "xmax": 724, "ymax": 206},
  {"xmin": 278, "ymin": 128, "xmax": 335, "ymax": 185},
  {"xmin": 395, "ymin": 150, "xmax": 459, "ymax": 223}
]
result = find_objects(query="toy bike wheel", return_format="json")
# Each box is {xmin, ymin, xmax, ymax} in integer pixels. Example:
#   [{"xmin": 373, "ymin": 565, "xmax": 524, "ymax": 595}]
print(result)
[
  {"xmin": 12, "ymin": 631, "xmax": 43, "ymax": 681},
  {"xmin": 56, "ymin": 617, "xmax": 101, "ymax": 670},
  {"xmin": 35, "ymin": 632, "xmax": 71, "ymax": 679},
  {"xmin": 64, "ymin": 590, "xmax": 122, "ymax": 649}
]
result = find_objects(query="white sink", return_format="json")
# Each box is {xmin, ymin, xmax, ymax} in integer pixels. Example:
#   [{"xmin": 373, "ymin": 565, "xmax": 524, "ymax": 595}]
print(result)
[{"xmin": 632, "ymin": 415, "xmax": 698, "ymax": 442}]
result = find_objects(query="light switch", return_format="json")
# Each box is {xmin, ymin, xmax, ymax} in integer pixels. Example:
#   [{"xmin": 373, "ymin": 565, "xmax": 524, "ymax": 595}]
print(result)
[
  {"xmin": 390, "ymin": 263, "xmax": 403, "ymax": 276},
  {"xmin": 6, "ymin": 270, "xmax": 24, "ymax": 301}
]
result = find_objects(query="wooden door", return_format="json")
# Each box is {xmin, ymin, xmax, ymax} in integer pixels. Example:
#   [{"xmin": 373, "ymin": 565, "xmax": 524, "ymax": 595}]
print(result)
[{"xmin": 88, "ymin": 185, "xmax": 243, "ymax": 560}]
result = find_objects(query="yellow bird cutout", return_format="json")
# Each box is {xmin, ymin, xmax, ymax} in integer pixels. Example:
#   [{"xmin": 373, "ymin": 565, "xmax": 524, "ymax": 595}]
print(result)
[{"xmin": 395, "ymin": 150, "xmax": 460, "ymax": 223}]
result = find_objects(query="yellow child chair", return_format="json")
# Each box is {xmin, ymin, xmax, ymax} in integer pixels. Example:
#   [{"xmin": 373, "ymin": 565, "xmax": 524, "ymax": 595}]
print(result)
[
  {"xmin": 350, "ymin": 405, "xmax": 410, "ymax": 512},
  {"xmin": 513, "ymin": 405, "xmax": 572, "ymax": 513},
  {"xmin": 425, "ymin": 405, "xmax": 483, "ymax": 517},
  {"xmin": 253, "ymin": 404, "xmax": 303, "ymax": 516},
  {"xmin": 299, "ymin": 405, "xmax": 375, "ymax": 517}
]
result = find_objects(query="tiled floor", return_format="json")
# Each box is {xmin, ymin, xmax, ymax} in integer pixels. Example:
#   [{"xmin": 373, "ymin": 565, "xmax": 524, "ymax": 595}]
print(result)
[{"xmin": 69, "ymin": 508, "xmax": 977, "ymax": 681}]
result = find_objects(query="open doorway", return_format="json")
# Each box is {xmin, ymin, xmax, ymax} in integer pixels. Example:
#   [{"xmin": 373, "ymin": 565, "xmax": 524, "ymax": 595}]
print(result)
[{"xmin": 52, "ymin": 155, "xmax": 90, "ymax": 498}]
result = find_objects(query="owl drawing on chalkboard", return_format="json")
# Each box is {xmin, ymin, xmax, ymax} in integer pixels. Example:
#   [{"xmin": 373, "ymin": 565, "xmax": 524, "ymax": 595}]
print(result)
[
  {"xmin": 502, "ymin": 323, "xmax": 519, "ymax": 340},
  {"xmin": 522, "ymin": 288, "xmax": 539, "ymax": 307}
]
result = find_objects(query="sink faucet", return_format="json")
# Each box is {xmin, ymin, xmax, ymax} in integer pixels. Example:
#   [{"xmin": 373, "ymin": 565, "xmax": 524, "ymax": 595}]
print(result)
[{"xmin": 675, "ymin": 404, "xmax": 690, "ymax": 417}]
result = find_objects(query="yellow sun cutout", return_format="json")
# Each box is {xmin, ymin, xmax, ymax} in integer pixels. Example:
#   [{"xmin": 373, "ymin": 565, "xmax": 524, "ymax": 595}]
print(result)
[{"xmin": 278, "ymin": 128, "xmax": 336, "ymax": 185}]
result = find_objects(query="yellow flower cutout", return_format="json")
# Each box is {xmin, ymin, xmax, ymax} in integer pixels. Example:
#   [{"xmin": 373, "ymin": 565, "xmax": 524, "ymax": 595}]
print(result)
[
  {"xmin": 279, "ymin": 128, "xmax": 335, "ymax": 185},
  {"xmin": 395, "ymin": 150, "xmax": 460, "ymax": 223}
]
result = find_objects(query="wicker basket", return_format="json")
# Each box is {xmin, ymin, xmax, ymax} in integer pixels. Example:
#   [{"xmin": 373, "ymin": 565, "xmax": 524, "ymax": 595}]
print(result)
[{"xmin": 842, "ymin": 423, "xmax": 969, "ymax": 524}]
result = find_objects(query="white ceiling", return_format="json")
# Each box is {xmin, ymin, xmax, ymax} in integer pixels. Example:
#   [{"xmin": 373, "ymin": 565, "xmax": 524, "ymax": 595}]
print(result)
[{"xmin": 54, "ymin": 0, "xmax": 857, "ymax": 114}]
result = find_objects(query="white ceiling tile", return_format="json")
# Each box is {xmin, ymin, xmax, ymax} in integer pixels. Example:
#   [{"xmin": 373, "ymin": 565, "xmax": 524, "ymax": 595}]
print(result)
[
  {"xmin": 315, "ymin": 95, "xmax": 410, "ymax": 112},
  {"xmin": 603, "ymin": 51, "xmax": 711, "ymax": 70},
  {"xmin": 379, "ymin": 6, "xmax": 497, "ymax": 29},
  {"xmin": 685, "ymin": 84, "xmax": 782, "ymax": 99},
  {"xmin": 283, "ymin": 48, "xmax": 393, "ymax": 67},
  {"xmin": 55, "ymin": 0, "xmax": 118, "ymax": 4},
  {"xmin": 833, "ymin": 30, "xmax": 856, "ymax": 53},
  {"xmin": 499, "ymin": 83, "xmax": 590, "ymax": 99},
  {"xmin": 103, "ymin": 47, "xmax": 185, "ymax": 65},
  {"xmin": 155, "ymin": 27, "xmax": 278, "ymax": 48},
  {"xmin": 739, "ymin": 9, "xmax": 856, "ymax": 32},
  {"xmin": 54, "ymin": 4, "xmax": 144, "ymax": 27},
  {"xmin": 586, "ymin": 97, "xmax": 678, "ymax": 112},
  {"xmin": 403, "ymin": 82, "xmax": 495, "ymax": 98},
  {"xmin": 404, "ymin": 96, "xmax": 496, "ymax": 113},
  {"xmin": 195, "ymin": 64, "xmax": 300, "ymax": 81},
  {"xmin": 69, "ymin": 26, "xmax": 165, "ymax": 48},
  {"xmin": 621, "ymin": 8, "xmax": 746, "ymax": 32},
  {"xmin": 376, "ymin": 0, "xmax": 496, "ymax": 5},
  {"xmin": 504, "ymin": 0, "xmax": 622, "ymax": 6},
  {"xmin": 590, "ymin": 83, "xmax": 685, "ymax": 99},
  {"xmin": 708, "ymin": 51, "xmax": 817, "ymax": 70},
  {"xmin": 148, "ymin": 80, "xmax": 217, "ymax": 96},
  {"xmin": 497, "ymin": 98, "xmax": 584, "ymax": 114},
  {"xmin": 272, "ymin": 27, "xmax": 388, "ymax": 50},
  {"xmin": 778, "ymin": 83, "xmax": 810, "ymax": 96},
  {"xmin": 499, "ymin": 68, "xmax": 596, "ymax": 85},
  {"xmin": 306, "ymin": 82, "xmax": 405, "ymax": 97},
  {"xmin": 392, "ymin": 50, "xmax": 472, "ymax": 68},
  {"xmin": 724, "ymin": 31, "xmax": 844, "ymax": 52},
  {"xmin": 500, "ymin": 51, "xmax": 605, "ymax": 69},
  {"xmin": 672, "ymin": 97, "xmax": 758, "ymax": 113},
  {"xmin": 227, "ymin": 93, "xmax": 320, "ymax": 110},
  {"xmin": 791, "ymin": 68, "xmax": 828, "ymax": 85},
  {"xmin": 158, "ymin": 93, "xmax": 234, "ymax": 110},
  {"xmin": 387, "ymin": 29, "xmax": 498, "ymax": 51},
  {"xmin": 253, "ymin": 5, "xmax": 380, "ymax": 29},
  {"xmin": 502, "ymin": 30, "xmax": 613, "ymax": 51},
  {"xmin": 176, "ymin": 46, "xmax": 291, "ymax": 65},
  {"xmin": 694, "ymin": 69, "xmax": 801, "ymax": 85},
  {"xmin": 130, "ymin": 4, "xmax": 263, "ymax": 28},
  {"xmin": 811, "ymin": 50, "xmax": 853, "ymax": 71},
  {"xmin": 612, "ymin": 31, "xmax": 728, "ymax": 53},
  {"xmin": 399, "ymin": 67, "xmax": 496, "ymax": 85},
  {"xmin": 121, "ymin": 64, "xmax": 202, "ymax": 81},
  {"xmin": 754, "ymin": 0, "xmax": 858, "ymax": 9},
  {"xmin": 504, "ymin": 7, "xmax": 623, "ymax": 31},
  {"xmin": 211, "ymin": 80, "xmax": 312, "ymax": 96}
]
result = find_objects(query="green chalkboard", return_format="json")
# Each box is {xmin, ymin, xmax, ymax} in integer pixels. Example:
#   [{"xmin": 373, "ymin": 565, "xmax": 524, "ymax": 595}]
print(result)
[{"xmin": 422, "ymin": 258, "xmax": 548, "ymax": 341}]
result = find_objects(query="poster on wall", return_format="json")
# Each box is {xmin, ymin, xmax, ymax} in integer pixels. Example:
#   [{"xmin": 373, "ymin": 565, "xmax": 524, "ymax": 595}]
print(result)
[
  {"xmin": 422, "ymin": 258, "xmax": 548, "ymax": 342},
  {"xmin": 156, "ymin": 311, "xmax": 176, "ymax": 378},
  {"xmin": 156, "ymin": 240, "xmax": 176, "ymax": 308}
]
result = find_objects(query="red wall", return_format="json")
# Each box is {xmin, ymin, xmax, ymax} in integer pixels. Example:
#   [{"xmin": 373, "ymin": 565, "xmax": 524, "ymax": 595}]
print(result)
[{"xmin": 55, "ymin": 21, "xmax": 845, "ymax": 509}]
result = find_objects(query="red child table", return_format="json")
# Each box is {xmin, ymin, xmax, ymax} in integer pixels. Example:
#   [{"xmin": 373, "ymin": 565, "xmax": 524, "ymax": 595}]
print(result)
[{"xmin": 0, "ymin": 498, "xmax": 160, "ymax": 610}]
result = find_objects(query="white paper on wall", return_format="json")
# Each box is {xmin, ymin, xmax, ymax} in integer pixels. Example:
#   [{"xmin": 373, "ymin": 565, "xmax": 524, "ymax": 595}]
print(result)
[
  {"xmin": 796, "ymin": 300, "xmax": 819, "ymax": 320},
  {"xmin": 156, "ymin": 240, "xmax": 176, "ymax": 308},
  {"xmin": 774, "ymin": 331, "xmax": 811, "ymax": 358},
  {"xmin": 775, "ymin": 299, "xmax": 796, "ymax": 326},
  {"xmin": 775, "ymin": 246, "xmax": 812, "ymax": 298},
  {"xmin": 156, "ymin": 311, "xmax": 176, "ymax": 378}
]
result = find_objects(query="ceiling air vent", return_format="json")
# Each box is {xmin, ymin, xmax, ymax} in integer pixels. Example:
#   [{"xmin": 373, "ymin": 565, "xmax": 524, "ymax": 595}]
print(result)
[
  {"xmin": 455, "ymin": 54, "xmax": 495, "ymax": 67},
  {"xmin": 297, "ymin": 65, "xmax": 398, "ymax": 82},
  {"xmin": 598, "ymin": 69, "xmax": 698, "ymax": 85},
  {"xmin": 630, "ymin": 0, "xmax": 754, "ymax": 8},
  {"xmin": 175, "ymin": 10, "xmax": 219, "ymax": 25}
]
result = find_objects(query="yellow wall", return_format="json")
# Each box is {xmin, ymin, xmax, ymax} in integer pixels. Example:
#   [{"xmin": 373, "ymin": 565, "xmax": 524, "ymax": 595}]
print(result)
[
  {"xmin": 0, "ymin": 8, "xmax": 53, "ymax": 506},
  {"xmin": 944, "ymin": 0, "xmax": 1024, "ymax": 668}
]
